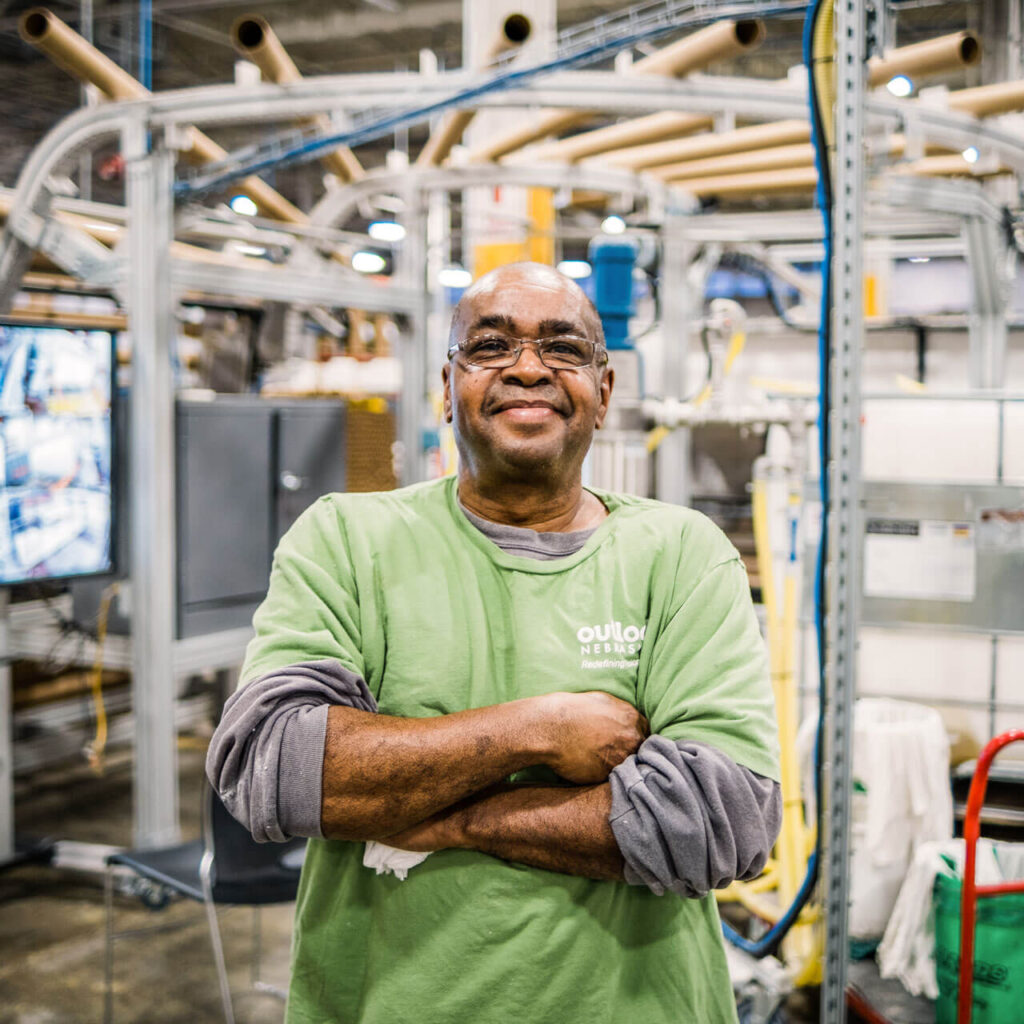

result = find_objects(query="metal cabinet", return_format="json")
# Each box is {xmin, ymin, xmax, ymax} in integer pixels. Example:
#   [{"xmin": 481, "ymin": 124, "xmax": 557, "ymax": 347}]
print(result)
[
  {"xmin": 276, "ymin": 402, "xmax": 346, "ymax": 538},
  {"xmin": 175, "ymin": 396, "xmax": 346, "ymax": 638}
]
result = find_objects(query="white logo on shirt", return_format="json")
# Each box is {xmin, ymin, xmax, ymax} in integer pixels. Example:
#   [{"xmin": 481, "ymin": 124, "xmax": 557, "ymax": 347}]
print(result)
[{"xmin": 575, "ymin": 621, "xmax": 645, "ymax": 665}]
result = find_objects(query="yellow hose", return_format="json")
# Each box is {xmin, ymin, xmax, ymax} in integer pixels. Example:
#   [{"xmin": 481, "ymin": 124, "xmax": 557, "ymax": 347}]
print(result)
[
  {"xmin": 749, "ymin": 474, "xmax": 817, "ymax": 968},
  {"xmin": 723, "ymin": 330, "xmax": 746, "ymax": 373},
  {"xmin": 86, "ymin": 582, "xmax": 119, "ymax": 774},
  {"xmin": 813, "ymin": 1, "xmax": 836, "ymax": 153}
]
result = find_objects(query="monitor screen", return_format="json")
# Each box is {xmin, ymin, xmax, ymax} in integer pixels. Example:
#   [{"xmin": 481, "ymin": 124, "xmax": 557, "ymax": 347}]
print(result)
[{"xmin": 0, "ymin": 322, "xmax": 114, "ymax": 585}]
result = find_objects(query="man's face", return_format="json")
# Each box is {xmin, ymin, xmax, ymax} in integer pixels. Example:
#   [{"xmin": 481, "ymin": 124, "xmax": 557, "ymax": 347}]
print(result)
[{"xmin": 442, "ymin": 266, "xmax": 613, "ymax": 482}]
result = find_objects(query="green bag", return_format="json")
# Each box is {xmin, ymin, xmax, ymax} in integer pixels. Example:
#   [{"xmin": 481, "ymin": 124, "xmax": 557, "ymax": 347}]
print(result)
[{"xmin": 933, "ymin": 870, "xmax": 1024, "ymax": 1024}]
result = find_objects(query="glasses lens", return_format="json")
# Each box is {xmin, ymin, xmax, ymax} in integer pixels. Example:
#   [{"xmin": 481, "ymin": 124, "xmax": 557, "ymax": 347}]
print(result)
[
  {"xmin": 458, "ymin": 335, "xmax": 596, "ymax": 369},
  {"xmin": 538, "ymin": 336, "xmax": 593, "ymax": 368},
  {"xmin": 462, "ymin": 335, "xmax": 518, "ymax": 366}
]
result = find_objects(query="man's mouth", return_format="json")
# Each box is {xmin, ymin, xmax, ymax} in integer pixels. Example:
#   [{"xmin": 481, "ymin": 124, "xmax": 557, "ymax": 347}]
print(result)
[{"xmin": 491, "ymin": 400, "xmax": 563, "ymax": 423}]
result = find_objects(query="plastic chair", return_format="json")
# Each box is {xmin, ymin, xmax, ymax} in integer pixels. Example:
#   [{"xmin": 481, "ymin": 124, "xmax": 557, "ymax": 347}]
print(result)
[
  {"xmin": 102, "ymin": 784, "xmax": 305, "ymax": 1024},
  {"xmin": 957, "ymin": 728, "xmax": 1024, "ymax": 1024}
]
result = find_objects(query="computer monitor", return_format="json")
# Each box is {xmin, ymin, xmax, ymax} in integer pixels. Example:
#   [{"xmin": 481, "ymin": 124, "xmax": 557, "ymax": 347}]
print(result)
[{"xmin": 0, "ymin": 321, "xmax": 115, "ymax": 585}]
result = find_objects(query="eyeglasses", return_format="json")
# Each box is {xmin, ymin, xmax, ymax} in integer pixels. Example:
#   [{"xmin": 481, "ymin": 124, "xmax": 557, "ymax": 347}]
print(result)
[{"xmin": 447, "ymin": 334, "xmax": 607, "ymax": 371}]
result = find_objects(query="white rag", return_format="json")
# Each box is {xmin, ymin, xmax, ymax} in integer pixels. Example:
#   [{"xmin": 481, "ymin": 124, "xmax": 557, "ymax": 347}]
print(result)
[
  {"xmin": 362, "ymin": 841, "xmax": 431, "ymax": 880},
  {"xmin": 877, "ymin": 837, "xmax": 1008, "ymax": 999}
]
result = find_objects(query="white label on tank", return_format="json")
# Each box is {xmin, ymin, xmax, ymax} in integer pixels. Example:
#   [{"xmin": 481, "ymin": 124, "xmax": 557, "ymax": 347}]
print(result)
[{"xmin": 863, "ymin": 518, "xmax": 976, "ymax": 602}]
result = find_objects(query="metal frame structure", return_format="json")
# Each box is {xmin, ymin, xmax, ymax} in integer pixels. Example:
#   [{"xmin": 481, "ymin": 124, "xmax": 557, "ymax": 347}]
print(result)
[
  {"xmin": 821, "ymin": 2, "xmax": 866, "ymax": 1017},
  {"xmin": 0, "ymin": 14, "xmax": 1021, "ymax": 1018}
]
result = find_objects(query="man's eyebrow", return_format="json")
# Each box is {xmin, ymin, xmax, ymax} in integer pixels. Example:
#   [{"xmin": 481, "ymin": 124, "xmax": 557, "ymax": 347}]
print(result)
[
  {"xmin": 467, "ymin": 314, "xmax": 516, "ymax": 334},
  {"xmin": 537, "ymin": 318, "xmax": 584, "ymax": 337}
]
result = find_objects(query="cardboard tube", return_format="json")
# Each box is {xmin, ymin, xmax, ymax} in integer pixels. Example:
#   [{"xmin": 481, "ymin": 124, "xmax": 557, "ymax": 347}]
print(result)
[
  {"xmin": 469, "ymin": 19, "xmax": 765, "ymax": 163},
  {"xmin": 948, "ymin": 78, "xmax": 1024, "ymax": 117},
  {"xmin": 608, "ymin": 119, "xmax": 810, "ymax": 172},
  {"xmin": 417, "ymin": 13, "xmax": 533, "ymax": 167},
  {"xmin": 568, "ymin": 190, "xmax": 611, "ymax": 210},
  {"xmin": 654, "ymin": 142, "xmax": 816, "ymax": 182},
  {"xmin": 530, "ymin": 112, "xmax": 713, "ymax": 162},
  {"xmin": 868, "ymin": 30, "xmax": 981, "ymax": 87},
  {"xmin": 471, "ymin": 109, "xmax": 591, "ymax": 163},
  {"xmin": 676, "ymin": 165, "xmax": 819, "ymax": 199},
  {"xmin": 20, "ymin": 7, "xmax": 145, "ymax": 100},
  {"xmin": 653, "ymin": 133, "xmax": 952, "ymax": 182},
  {"xmin": 417, "ymin": 110, "xmax": 478, "ymax": 167},
  {"xmin": 629, "ymin": 18, "xmax": 765, "ymax": 78},
  {"xmin": 21, "ymin": 8, "xmax": 309, "ymax": 224},
  {"xmin": 483, "ymin": 13, "xmax": 532, "ymax": 62},
  {"xmin": 232, "ymin": 15, "xmax": 364, "ymax": 182}
]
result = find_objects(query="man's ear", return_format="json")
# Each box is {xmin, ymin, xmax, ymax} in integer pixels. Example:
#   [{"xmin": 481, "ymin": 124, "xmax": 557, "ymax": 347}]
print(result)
[
  {"xmin": 442, "ymin": 363, "xmax": 453, "ymax": 423},
  {"xmin": 595, "ymin": 366, "xmax": 614, "ymax": 429}
]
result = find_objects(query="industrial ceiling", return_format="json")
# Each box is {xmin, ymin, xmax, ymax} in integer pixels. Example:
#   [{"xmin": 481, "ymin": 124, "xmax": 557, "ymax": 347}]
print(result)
[{"xmin": 0, "ymin": 1, "xmax": 981, "ymax": 213}]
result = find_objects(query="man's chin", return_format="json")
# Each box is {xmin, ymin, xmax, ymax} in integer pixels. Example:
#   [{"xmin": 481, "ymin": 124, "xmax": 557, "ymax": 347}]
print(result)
[{"xmin": 489, "ymin": 434, "xmax": 581, "ymax": 475}]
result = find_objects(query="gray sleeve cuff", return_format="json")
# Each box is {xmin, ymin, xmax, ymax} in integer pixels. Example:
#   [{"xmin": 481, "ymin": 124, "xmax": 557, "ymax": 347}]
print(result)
[
  {"xmin": 206, "ymin": 659, "xmax": 377, "ymax": 843},
  {"xmin": 608, "ymin": 735, "xmax": 782, "ymax": 898}
]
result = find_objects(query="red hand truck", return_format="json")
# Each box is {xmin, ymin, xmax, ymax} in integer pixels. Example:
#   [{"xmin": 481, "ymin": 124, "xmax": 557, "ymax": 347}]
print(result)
[{"xmin": 957, "ymin": 728, "xmax": 1024, "ymax": 1024}]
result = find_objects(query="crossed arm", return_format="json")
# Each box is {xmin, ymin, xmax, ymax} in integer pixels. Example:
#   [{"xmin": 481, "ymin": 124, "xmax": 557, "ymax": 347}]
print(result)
[
  {"xmin": 320, "ymin": 691, "xmax": 649, "ymax": 881},
  {"xmin": 207, "ymin": 659, "xmax": 782, "ymax": 890}
]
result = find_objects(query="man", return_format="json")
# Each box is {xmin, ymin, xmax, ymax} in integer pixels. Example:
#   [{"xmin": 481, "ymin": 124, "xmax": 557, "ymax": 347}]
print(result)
[{"xmin": 208, "ymin": 261, "xmax": 781, "ymax": 1024}]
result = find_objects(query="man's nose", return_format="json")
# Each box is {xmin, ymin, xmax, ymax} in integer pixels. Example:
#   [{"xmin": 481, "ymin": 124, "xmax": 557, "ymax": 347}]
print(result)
[{"xmin": 501, "ymin": 342, "xmax": 552, "ymax": 383}]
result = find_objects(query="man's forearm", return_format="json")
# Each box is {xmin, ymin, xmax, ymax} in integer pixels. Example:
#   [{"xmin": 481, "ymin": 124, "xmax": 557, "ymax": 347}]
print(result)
[
  {"xmin": 322, "ymin": 699, "xmax": 557, "ymax": 840},
  {"xmin": 323, "ymin": 690, "xmax": 647, "ymax": 842},
  {"xmin": 386, "ymin": 783, "xmax": 625, "ymax": 882}
]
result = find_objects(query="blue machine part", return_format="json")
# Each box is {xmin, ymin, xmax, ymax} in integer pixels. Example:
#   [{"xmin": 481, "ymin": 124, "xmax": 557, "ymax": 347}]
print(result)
[{"xmin": 588, "ymin": 238, "xmax": 637, "ymax": 349}]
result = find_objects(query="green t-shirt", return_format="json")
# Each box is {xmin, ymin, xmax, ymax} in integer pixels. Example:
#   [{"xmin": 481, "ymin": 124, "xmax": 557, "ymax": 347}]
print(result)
[{"xmin": 241, "ymin": 476, "xmax": 779, "ymax": 1024}]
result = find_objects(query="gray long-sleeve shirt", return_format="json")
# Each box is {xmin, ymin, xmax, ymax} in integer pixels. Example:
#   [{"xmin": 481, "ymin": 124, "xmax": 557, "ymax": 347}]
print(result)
[{"xmin": 207, "ymin": 507, "xmax": 781, "ymax": 897}]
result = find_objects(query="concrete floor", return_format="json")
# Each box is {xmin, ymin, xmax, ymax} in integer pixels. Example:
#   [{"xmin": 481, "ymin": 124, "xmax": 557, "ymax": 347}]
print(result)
[{"xmin": 1, "ymin": 745, "xmax": 294, "ymax": 1024}]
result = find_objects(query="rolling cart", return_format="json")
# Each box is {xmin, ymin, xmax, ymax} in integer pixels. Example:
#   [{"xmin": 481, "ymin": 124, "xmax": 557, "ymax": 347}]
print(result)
[{"xmin": 957, "ymin": 729, "xmax": 1024, "ymax": 1024}]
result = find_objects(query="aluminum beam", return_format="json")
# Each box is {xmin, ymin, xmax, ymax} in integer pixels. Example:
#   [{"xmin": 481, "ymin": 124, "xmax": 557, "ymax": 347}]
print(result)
[
  {"xmin": 0, "ymin": 592, "xmax": 11, "ymax": 861},
  {"xmin": 880, "ymin": 174, "xmax": 1017, "ymax": 389},
  {"xmin": 396, "ymin": 185, "xmax": 430, "ymax": 485},
  {"xmin": 124, "ymin": 117, "xmax": 179, "ymax": 849},
  {"xmin": 158, "ymin": 69, "xmax": 1024, "ymax": 198},
  {"xmin": 310, "ymin": 162, "xmax": 671, "ymax": 231},
  {"xmin": 5, "ymin": 207, "xmax": 118, "ymax": 287},
  {"xmin": 822, "ymin": 1, "xmax": 866, "ymax": 1018},
  {"xmin": 653, "ymin": 206, "xmax": 696, "ymax": 507},
  {"xmin": 964, "ymin": 215, "xmax": 1015, "ymax": 387},
  {"xmin": 168, "ymin": 256, "xmax": 420, "ymax": 311}
]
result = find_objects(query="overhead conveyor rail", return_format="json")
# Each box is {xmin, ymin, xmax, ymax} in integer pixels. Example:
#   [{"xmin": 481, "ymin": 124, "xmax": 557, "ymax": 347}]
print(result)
[{"xmin": 173, "ymin": 0, "xmax": 809, "ymax": 198}]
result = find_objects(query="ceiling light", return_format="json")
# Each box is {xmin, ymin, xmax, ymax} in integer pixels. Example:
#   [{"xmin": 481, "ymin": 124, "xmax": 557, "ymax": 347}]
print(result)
[
  {"xmin": 233, "ymin": 243, "xmax": 267, "ymax": 257},
  {"xmin": 962, "ymin": 146, "xmax": 980, "ymax": 164},
  {"xmin": 368, "ymin": 221, "xmax": 406, "ymax": 242},
  {"xmin": 886, "ymin": 75, "xmax": 913, "ymax": 98},
  {"xmin": 601, "ymin": 215, "xmax": 627, "ymax": 235},
  {"xmin": 908, "ymin": 256, "xmax": 931, "ymax": 264},
  {"xmin": 352, "ymin": 251, "xmax": 387, "ymax": 274},
  {"xmin": 438, "ymin": 266, "xmax": 472, "ymax": 288},
  {"xmin": 557, "ymin": 260, "xmax": 592, "ymax": 279},
  {"xmin": 229, "ymin": 194, "xmax": 258, "ymax": 216}
]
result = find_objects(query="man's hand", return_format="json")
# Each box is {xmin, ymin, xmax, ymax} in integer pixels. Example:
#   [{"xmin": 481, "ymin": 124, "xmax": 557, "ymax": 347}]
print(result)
[{"xmin": 542, "ymin": 691, "xmax": 648, "ymax": 784}]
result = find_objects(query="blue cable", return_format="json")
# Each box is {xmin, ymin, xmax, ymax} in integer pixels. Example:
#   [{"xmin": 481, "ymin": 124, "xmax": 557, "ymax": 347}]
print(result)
[
  {"xmin": 139, "ymin": 0, "xmax": 152, "ymax": 91},
  {"xmin": 721, "ymin": 0, "xmax": 828, "ymax": 957}
]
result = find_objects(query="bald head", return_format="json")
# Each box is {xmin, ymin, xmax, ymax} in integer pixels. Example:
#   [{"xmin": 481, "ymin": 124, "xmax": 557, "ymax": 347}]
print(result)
[{"xmin": 449, "ymin": 262, "xmax": 605, "ymax": 350}]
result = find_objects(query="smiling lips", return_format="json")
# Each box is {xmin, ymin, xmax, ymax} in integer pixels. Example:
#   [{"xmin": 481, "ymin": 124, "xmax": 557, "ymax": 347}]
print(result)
[
  {"xmin": 492, "ymin": 400, "xmax": 564, "ymax": 423},
  {"xmin": 492, "ymin": 399, "xmax": 563, "ymax": 414}
]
